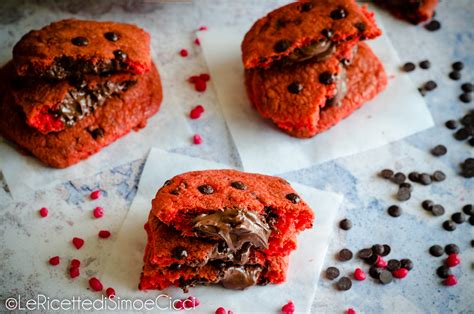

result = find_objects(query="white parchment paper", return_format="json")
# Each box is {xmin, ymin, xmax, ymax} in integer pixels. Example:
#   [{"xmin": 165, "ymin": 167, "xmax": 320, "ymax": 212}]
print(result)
[
  {"xmin": 0, "ymin": 60, "xmax": 192, "ymax": 199},
  {"xmin": 101, "ymin": 148, "xmax": 344, "ymax": 314},
  {"xmin": 198, "ymin": 21, "xmax": 435, "ymax": 175}
]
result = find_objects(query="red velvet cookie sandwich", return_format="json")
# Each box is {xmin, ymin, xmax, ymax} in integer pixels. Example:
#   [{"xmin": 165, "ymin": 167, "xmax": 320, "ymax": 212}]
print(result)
[{"xmin": 139, "ymin": 170, "xmax": 314, "ymax": 291}]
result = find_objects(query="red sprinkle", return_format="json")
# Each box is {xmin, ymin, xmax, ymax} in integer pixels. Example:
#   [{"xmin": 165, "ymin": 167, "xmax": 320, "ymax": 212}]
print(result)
[
  {"xmin": 347, "ymin": 308, "xmax": 357, "ymax": 314},
  {"xmin": 190, "ymin": 105, "xmax": 205, "ymax": 119},
  {"xmin": 443, "ymin": 274, "xmax": 458, "ymax": 286},
  {"xmin": 89, "ymin": 277, "xmax": 103, "ymax": 292},
  {"xmin": 179, "ymin": 49, "xmax": 188, "ymax": 57},
  {"xmin": 354, "ymin": 268, "xmax": 366, "ymax": 281},
  {"xmin": 39, "ymin": 207, "xmax": 48, "ymax": 218},
  {"xmin": 90, "ymin": 190, "xmax": 101, "ymax": 200},
  {"xmin": 106, "ymin": 287, "xmax": 116, "ymax": 298},
  {"xmin": 98, "ymin": 230, "xmax": 111, "ymax": 239},
  {"xmin": 188, "ymin": 75, "xmax": 200, "ymax": 83},
  {"xmin": 93, "ymin": 207, "xmax": 104, "ymax": 219},
  {"xmin": 49, "ymin": 256, "xmax": 60, "ymax": 266},
  {"xmin": 194, "ymin": 38, "xmax": 200, "ymax": 45},
  {"xmin": 376, "ymin": 256, "xmax": 387, "ymax": 268},
  {"xmin": 446, "ymin": 254, "xmax": 460, "ymax": 267},
  {"xmin": 72, "ymin": 237, "xmax": 84, "ymax": 250},
  {"xmin": 183, "ymin": 296, "xmax": 200, "ymax": 309},
  {"xmin": 175, "ymin": 300, "xmax": 184, "ymax": 310},
  {"xmin": 199, "ymin": 73, "xmax": 210, "ymax": 81},
  {"xmin": 194, "ymin": 79, "xmax": 207, "ymax": 92},
  {"xmin": 281, "ymin": 301, "xmax": 295, "ymax": 314},
  {"xmin": 215, "ymin": 308, "xmax": 226, "ymax": 314},
  {"xmin": 199, "ymin": 26, "xmax": 208, "ymax": 31},
  {"xmin": 193, "ymin": 134, "xmax": 203, "ymax": 145},
  {"xmin": 69, "ymin": 267, "xmax": 80, "ymax": 279},
  {"xmin": 70, "ymin": 259, "xmax": 81, "ymax": 268},
  {"xmin": 392, "ymin": 268, "xmax": 408, "ymax": 279}
]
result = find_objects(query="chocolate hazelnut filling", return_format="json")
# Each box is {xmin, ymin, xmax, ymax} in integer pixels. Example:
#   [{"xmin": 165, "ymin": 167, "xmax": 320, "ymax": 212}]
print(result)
[
  {"xmin": 220, "ymin": 265, "xmax": 262, "ymax": 290},
  {"xmin": 323, "ymin": 67, "xmax": 348, "ymax": 110},
  {"xmin": 276, "ymin": 40, "xmax": 335, "ymax": 66}
]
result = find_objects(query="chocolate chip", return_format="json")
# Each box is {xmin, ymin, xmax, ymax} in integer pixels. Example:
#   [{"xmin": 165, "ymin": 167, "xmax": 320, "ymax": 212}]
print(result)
[
  {"xmin": 460, "ymin": 93, "xmax": 472, "ymax": 103},
  {"xmin": 432, "ymin": 170, "xmax": 446, "ymax": 182},
  {"xmin": 339, "ymin": 218, "xmax": 352, "ymax": 230},
  {"xmin": 463, "ymin": 204, "xmax": 474, "ymax": 216},
  {"xmin": 288, "ymin": 82, "xmax": 303, "ymax": 94},
  {"xmin": 451, "ymin": 212, "xmax": 466, "ymax": 224},
  {"xmin": 231, "ymin": 181, "xmax": 247, "ymax": 190},
  {"xmin": 452, "ymin": 61, "xmax": 464, "ymax": 71},
  {"xmin": 286, "ymin": 193, "xmax": 301, "ymax": 204},
  {"xmin": 164, "ymin": 180, "xmax": 172, "ymax": 186},
  {"xmin": 171, "ymin": 247, "xmax": 188, "ymax": 260},
  {"xmin": 461, "ymin": 158, "xmax": 474, "ymax": 178},
  {"xmin": 419, "ymin": 60, "xmax": 431, "ymax": 69},
  {"xmin": 422, "ymin": 200, "xmax": 434, "ymax": 211},
  {"xmin": 336, "ymin": 277, "xmax": 352, "ymax": 291},
  {"xmin": 379, "ymin": 270, "xmax": 393, "ymax": 284},
  {"xmin": 330, "ymin": 7, "xmax": 347, "ymax": 20},
  {"xmin": 319, "ymin": 71, "xmax": 335, "ymax": 85},
  {"xmin": 369, "ymin": 266, "xmax": 382, "ymax": 279},
  {"xmin": 424, "ymin": 20, "xmax": 441, "ymax": 31},
  {"xmin": 358, "ymin": 248, "xmax": 373, "ymax": 260},
  {"xmin": 387, "ymin": 259, "xmax": 401, "ymax": 272},
  {"xmin": 321, "ymin": 28, "xmax": 333, "ymax": 39},
  {"xmin": 402, "ymin": 62, "xmax": 416, "ymax": 72},
  {"xmin": 198, "ymin": 184, "xmax": 214, "ymax": 194},
  {"xmin": 170, "ymin": 188, "xmax": 180, "ymax": 195},
  {"xmin": 400, "ymin": 259, "xmax": 414, "ymax": 271},
  {"xmin": 104, "ymin": 32, "xmax": 119, "ymax": 42},
  {"xmin": 419, "ymin": 173, "xmax": 432, "ymax": 185},
  {"xmin": 400, "ymin": 182, "xmax": 413, "ymax": 191},
  {"xmin": 273, "ymin": 39, "xmax": 292, "ymax": 53},
  {"xmin": 113, "ymin": 49, "xmax": 128, "ymax": 61},
  {"xmin": 436, "ymin": 265, "xmax": 451, "ymax": 279},
  {"xmin": 388, "ymin": 205, "xmax": 402, "ymax": 217},
  {"xmin": 380, "ymin": 169, "xmax": 394, "ymax": 179},
  {"xmin": 326, "ymin": 266, "xmax": 340, "ymax": 280},
  {"xmin": 424, "ymin": 80, "xmax": 437, "ymax": 91},
  {"xmin": 382, "ymin": 244, "xmax": 391, "ymax": 257},
  {"xmin": 454, "ymin": 128, "xmax": 470, "ymax": 140},
  {"xmin": 392, "ymin": 172, "xmax": 406, "ymax": 184},
  {"xmin": 461, "ymin": 83, "xmax": 473, "ymax": 93},
  {"xmin": 338, "ymin": 248, "xmax": 353, "ymax": 262},
  {"xmin": 470, "ymin": 216, "xmax": 474, "ymax": 225},
  {"xmin": 397, "ymin": 187, "xmax": 411, "ymax": 201},
  {"xmin": 408, "ymin": 172, "xmax": 420, "ymax": 182},
  {"xmin": 449, "ymin": 71, "xmax": 461, "ymax": 81},
  {"xmin": 372, "ymin": 244, "xmax": 385, "ymax": 256},
  {"xmin": 445, "ymin": 244, "xmax": 460, "ymax": 255},
  {"xmin": 431, "ymin": 204, "xmax": 445, "ymax": 216},
  {"xmin": 429, "ymin": 245, "xmax": 444, "ymax": 257},
  {"xmin": 90, "ymin": 127, "xmax": 104, "ymax": 139},
  {"xmin": 300, "ymin": 3, "xmax": 313, "ymax": 12},
  {"xmin": 469, "ymin": 138, "xmax": 474, "ymax": 146},
  {"xmin": 71, "ymin": 36, "xmax": 88, "ymax": 46},
  {"xmin": 443, "ymin": 220, "xmax": 457, "ymax": 231},
  {"xmin": 445, "ymin": 120, "xmax": 458, "ymax": 130},
  {"xmin": 365, "ymin": 253, "xmax": 379, "ymax": 265},
  {"xmin": 169, "ymin": 263, "xmax": 182, "ymax": 270},
  {"xmin": 431, "ymin": 145, "xmax": 447, "ymax": 156}
]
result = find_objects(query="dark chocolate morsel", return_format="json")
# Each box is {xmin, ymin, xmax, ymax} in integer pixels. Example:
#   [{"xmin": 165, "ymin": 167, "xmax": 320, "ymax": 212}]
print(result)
[
  {"xmin": 113, "ymin": 49, "xmax": 128, "ymax": 61},
  {"xmin": 231, "ymin": 181, "xmax": 247, "ymax": 190},
  {"xmin": 429, "ymin": 244, "xmax": 443, "ymax": 257},
  {"xmin": 71, "ymin": 36, "xmax": 88, "ymax": 46},
  {"xmin": 336, "ymin": 277, "xmax": 352, "ymax": 291},
  {"xmin": 326, "ymin": 266, "xmax": 340, "ymax": 280},
  {"xmin": 330, "ymin": 7, "xmax": 347, "ymax": 20},
  {"xmin": 104, "ymin": 31, "xmax": 119, "ymax": 42},
  {"xmin": 198, "ymin": 184, "xmax": 214, "ymax": 195},
  {"xmin": 319, "ymin": 71, "xmax": 335, "ymax": 85},
  {"xmin": 288, "ymin": 82, "xmax": 303, "ymax": 94},
  {"xmin": 286, "ymin": 193, "xmax": 301, "ymax": 204},
  {"xmin": 171, "ymin": 247, "xmax": 188, "ymax": 260},
  {"xmin": 273, "ymin": 39, "xmax": 292, "ymax": 53}
]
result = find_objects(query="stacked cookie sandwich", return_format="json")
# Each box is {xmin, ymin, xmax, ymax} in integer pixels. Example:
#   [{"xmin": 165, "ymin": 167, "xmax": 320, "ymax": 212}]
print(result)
[
  {"xmin": 0, "ymin": 19, "xmax": 162, "ymax": 168},
  {"xmin": 242, "ymin": 0, "xmax": 387, "ymax": 138},
  {"xmin": 139, "ymin": 170, "xmax": 314, "ymax": 291}
]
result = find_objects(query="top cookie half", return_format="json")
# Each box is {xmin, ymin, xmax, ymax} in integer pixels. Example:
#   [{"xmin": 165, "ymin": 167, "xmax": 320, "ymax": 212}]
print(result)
[
  {"xmin": 241, "ymin": 0, "xmax": 381, "ymax": 69},
  {"xmin": 12, "ymin": 19, "xmax": 151, "ymax": 80}
]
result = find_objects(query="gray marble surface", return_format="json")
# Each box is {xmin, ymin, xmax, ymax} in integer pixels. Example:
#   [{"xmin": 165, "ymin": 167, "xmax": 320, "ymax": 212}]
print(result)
[{"xmin": 0, "ymin": 0, "xmax": 473, "ymax": 313}]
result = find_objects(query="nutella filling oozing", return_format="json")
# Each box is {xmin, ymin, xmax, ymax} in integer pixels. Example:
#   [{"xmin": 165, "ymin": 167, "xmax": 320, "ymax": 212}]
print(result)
[
  {"xmin": 220, "ymin": 265, "xmax": 262, "ymax": 290},
  {"xmin": 277, "ymin": 40, "xmax": 335, "ymax": 66},
  {"xmin": 192, "ymin": 208, "xmax": 271, "ymax": 252}
]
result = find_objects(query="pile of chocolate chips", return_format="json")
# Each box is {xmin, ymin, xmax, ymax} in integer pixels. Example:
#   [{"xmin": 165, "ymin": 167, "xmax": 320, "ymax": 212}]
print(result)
[{"xmin": 429, "ymin": 243, "xmax": 462, "ymax": 286}]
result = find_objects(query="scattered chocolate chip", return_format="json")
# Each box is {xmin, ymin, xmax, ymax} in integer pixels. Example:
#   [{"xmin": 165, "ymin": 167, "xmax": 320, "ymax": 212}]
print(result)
[
  {"xmin": 432, "ymin": 170, "xmax": 446, "ymax": 182},
  {"xmin": 402, "ymin": 62, "xmax": 416, "ymax": 72},
  {"xmin": 169, "ymin": 263, "xmax": 182, "ymax": 270},
  {"xmin": 369, "ymin": 265, "xmax": 382, "ymax": 279},
  {"xmin": 372, "ymin": 244, "xmax": 385, "ymax": 256},
  {"xmin": 419, "ymin": 60, "xmax": 431, "ymax": 69},
  {"xmin": 452, "ymin": 61, "xmax": 464, "ymax": 71},
  {"xmin": 422, "ymin": 200, "xmax": 434, "ymax": 211},
  {"xmin": 443, "ymin": 220, "xmax": 457, "ymax": 231},
  {"xmin": 463, "ymin": 204, "xmax": 474, "ymax": 216},
  {"xmin": 330, "ymin": 7, "xmax": 347, "ymax": 20},
  {"xmin": 449, "ymin": 71, "xmax": 461, "ymax": 81},
  {"xmin": 451, "ymin": 212, "xmax": 466, "ymax": 224},
  {"xmin": 365, "ymin": 253, "xmax": 379, "ymax": 265},
  {"xmin": 436, "ymin": 265, "xmax": 451, "ymax": 279},
  {"xmin": 445, "ymin": 120, "xmax": 458, "ymax": 130},
  {"xmin": 338, "ymin": 248, "xmax": 353, "ymax": 262},
  {"xmin": 429, "ymin": 244, "xmax": 444, "ymax": 257},
  {"xmin": 319, "ymin": 71, "xmax": 336, "ymax": 85},
  {"xmin": 459, "ymin": 93, "xmax": 472, "ymax": 103},
  {"xmin": 381, "ymin": 244, "xmax": 391, "ymax": 257},
  {"xmin": 392, "ymin": 172, "xmax": 406, "ymax": 184},
  {"xmin": 273, "ymin": 39, "xmax": 292, "ymax": 53},
  {"xmin": 71, "ymin": 36, "xmax": 88, "ymax": 46},
  {"xmin": 171, "ymin": 247, "xmax": 188, "ymax": 260},
  {"xmin": 198, "ymin": 184, "xmax": 214, "ymax": 195},
  {"xmin": 387, "ymin": 259, "xmax": 401, "ymax": 272},
  {"xmin": 339, "ymin": 218, "xmax": 352, "ymax": 230},
  {"xmin": 104, "ymin": 32, "xmax": 119, "ymax": 42},
  {"xmin": 400, "ymin": 182, "xmax": 413, "ymax": 191},
  {"xmin": 419, "ymin": 173, "xmax": 432, "ymax": 185},
  {"xmin": 326, "ymin": 266, "xmax": 340, "ymax": 280},
  {"xmin": 431, "ymin": 145, "xmax": 447, "ymax": 156},
  {"xmin": 288, "ymin": 82, "xmax": 303, "ymax": 94},
  {"xmin": 470, "ymin": 216, "xmax": 474, "ymax": 225},
  {"xmin": 388, "ymin": 205, "xmax": 402, "ymax": 217},
  {"xmin": 397, "ymin": 187, "xmax": 411, "ymax": 201},
  {"xmin": 445, "ymin": 244, "xmax": 460, "ymax": 255},
  {"xmin": 286, "ymin": 193, "xmax": 301, "ymax": 204},
  {"xmin": 469, "ymin": 138, "xmax": 474, "ymax": 146},
  {"xmin": 230, "ymin": 181, "xmax": 247, "ymax": 190},
  {"xmin": 379, "ymin": 270, "xmax": 393, "ymax": 284},
  {"xmin": 113, "ymin": 49, "xmax": 127, "ymax": 61},
  {"xmin": 321, "ymin": 28, "xmax": 333, "ymax": 39},
  {"xmin": 336, "ymin": 277, "xmax": 352, "ymax": 291},
  {"xmin": 424, "ymin": 80, "xmax": 438, "ymax": 91},
  {"xmin": 300, "ymin": 2, "xmax": 313, "ymax": 12},
  {"xmin": 424, "ymin": 20, "xmax": 441, "ymax": 31},
  {"xmin": 358, "ymin": 248, "xmax": 373, "ymax": 260},
  {"xmin": 460, "ymin": 158, "xmax": 474, "ymax": 178},
  {"xmin": 400, "ymin": 259, "xmax": 414, "ymax": 271},
  {"xmin": 408, "ymin": 172, "xmax": 420, "ymax": 182},
  {"xmin": 461, "ymin": 83, "xmax": 473, "ymax": 93},
  {"xmin": 431, "ymin": 204, "xmax": 445, "ymax": 216},
  {"xmin": 454, "ymin": 128, "xmax": 470, "ymax": 140},
  {"xmin": 380, "ymin": 169, "xmax": 394, "ymax": 179}
]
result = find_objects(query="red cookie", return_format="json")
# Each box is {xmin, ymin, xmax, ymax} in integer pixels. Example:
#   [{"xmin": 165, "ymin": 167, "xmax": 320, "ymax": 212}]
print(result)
[
  {"xmin": 0, "ymin": 61, "xmax": 162, "ymax": 168},
  {"xmin": 241, "ymin": 0, "xmax": 381, "ymax": 69},
  {"xmin": 13, "ymin": 19, "xmax": 151, "ymax": 79},
  {"xmin": 375, "ymin": 0, "xmax": 438, "ymax": 24},
  {"xmin": 245, "ymin": 43, "xmax": 387, "ymax": 138}
]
